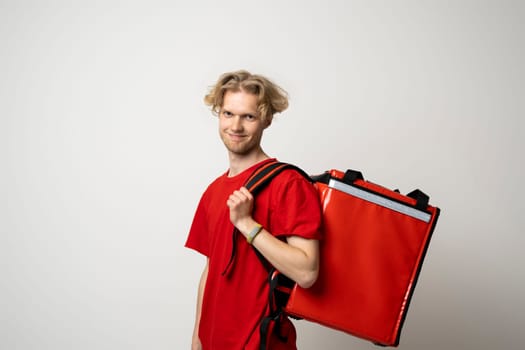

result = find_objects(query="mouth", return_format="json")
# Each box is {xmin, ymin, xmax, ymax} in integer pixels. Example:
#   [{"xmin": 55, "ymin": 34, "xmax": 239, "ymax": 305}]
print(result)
[{"xmin": 228, "ymin": 133, "xmax": 246, "ymax": 142}]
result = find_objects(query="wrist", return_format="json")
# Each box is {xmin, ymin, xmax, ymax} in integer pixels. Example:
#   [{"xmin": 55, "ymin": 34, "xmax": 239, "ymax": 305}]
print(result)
[
  {"xmin": 246, "ymin": 223, "xmax": 263, "ymax": 245},
  {"xmin": 236, "ymin": 217, "xmax": 256, "ymax": 236}
]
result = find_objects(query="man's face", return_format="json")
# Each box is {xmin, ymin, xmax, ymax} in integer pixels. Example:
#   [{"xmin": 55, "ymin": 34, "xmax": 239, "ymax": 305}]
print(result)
[{"xmin": 219, "ymin": 90, "xmax": 269, "ymax": 157}]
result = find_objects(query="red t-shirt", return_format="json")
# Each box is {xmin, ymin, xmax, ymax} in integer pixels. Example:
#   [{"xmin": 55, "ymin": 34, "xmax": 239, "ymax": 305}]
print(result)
[{"xmin": 185, "ymin": 159, "xmax": 322, "ymax": 350}]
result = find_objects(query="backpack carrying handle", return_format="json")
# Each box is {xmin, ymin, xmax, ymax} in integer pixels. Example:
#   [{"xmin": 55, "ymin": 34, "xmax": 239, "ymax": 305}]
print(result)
[
  {"xmin": 343, "ymin": 169, "xmax": 364, "ymax": 184},
  {"xmin": 407, "ymin": 189, "xmax": 430, "ymax": 211}
]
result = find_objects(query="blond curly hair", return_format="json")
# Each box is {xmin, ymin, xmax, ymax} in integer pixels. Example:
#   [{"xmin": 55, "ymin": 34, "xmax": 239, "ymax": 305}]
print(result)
[{"xmin": 204, "ymin": 70, "xmax": 288, "ymax": 122}]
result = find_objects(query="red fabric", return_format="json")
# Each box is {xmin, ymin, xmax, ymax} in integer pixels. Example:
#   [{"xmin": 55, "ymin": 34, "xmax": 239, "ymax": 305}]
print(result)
[{"xmin": 185, "ymin": 159, "xmax": 322, "ymax": 350}]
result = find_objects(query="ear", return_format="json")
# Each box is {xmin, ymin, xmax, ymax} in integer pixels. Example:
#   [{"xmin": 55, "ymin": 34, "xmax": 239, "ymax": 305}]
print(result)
[{"xmin": 264, "ymin": 116, "xmax": 273, "ymax": 128}]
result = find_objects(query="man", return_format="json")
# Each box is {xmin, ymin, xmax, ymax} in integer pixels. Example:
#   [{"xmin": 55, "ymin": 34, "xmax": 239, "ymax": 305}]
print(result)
[{"xmin": 185, "ymin": 70, "xmax": 322, "ymax": 349}]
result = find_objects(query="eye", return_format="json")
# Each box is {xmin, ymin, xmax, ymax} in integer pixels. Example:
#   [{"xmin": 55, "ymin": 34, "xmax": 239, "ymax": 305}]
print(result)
[
  {"xmin": 222, "ymin": 110, "xmax": 233, "ymax": 118},
  {"xmin": 244, "ymin": 114, "xmax": 256, "ymax": 121}
]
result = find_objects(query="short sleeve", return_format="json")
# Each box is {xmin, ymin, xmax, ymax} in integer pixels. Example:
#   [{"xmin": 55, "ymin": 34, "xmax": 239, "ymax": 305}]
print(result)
[
  {"xmin": 271, "ymin": 174, "xmax": 322, "ymax": 240},
  {"xmin": 185, "ymin": 194, "xmax": 210, "ymax": 256}
]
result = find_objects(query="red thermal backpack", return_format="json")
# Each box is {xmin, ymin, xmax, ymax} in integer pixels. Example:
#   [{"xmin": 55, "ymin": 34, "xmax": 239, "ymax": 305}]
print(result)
[{"xmin": 242, "ymin": 161, "xmax": 441, "ymax": 348}]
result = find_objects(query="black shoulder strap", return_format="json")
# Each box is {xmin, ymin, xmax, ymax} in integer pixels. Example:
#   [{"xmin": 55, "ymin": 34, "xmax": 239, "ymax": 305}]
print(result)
[
  {"xmin": 247, "ymin": 161, "xmax": 311, "ymax": 270},
  {"xmin": 245, "ymin": 161, "xmax": 311, "ymax": 194},
  {"xmin": 221, "ymin": 160, "xmax": 310, "ymax": 276},
  {"xmin": 244, "ymin": 161, "xmax": 310, "ymax": 350}
]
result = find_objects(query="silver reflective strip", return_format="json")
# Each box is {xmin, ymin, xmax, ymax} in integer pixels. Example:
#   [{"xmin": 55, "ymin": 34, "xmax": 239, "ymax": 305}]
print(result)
[{"xmin": 328, "ymin": 179, "xmax": 432, "ymax": 223}]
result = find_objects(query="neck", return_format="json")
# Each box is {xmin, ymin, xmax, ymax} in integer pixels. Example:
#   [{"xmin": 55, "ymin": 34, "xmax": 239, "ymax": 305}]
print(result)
[{"xmin": 227, "ymin": 148, "xmax": 270, "ymax": 177}]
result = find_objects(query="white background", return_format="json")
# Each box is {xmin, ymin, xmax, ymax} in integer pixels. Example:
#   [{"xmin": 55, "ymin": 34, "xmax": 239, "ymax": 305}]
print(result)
[{"xmin": 2, "ymin": 1, "xmax": 524, "ymax": 349}]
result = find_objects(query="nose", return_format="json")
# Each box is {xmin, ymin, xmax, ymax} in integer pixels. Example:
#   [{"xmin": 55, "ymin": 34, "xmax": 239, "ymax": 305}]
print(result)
[{"xmin": 231, "ymin": 115, "xmax": 243, "ymax": 132}]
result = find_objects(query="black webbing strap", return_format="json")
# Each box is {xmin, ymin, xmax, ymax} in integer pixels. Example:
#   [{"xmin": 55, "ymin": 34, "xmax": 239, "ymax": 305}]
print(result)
[
  {"xmin": 310, "ymin": 168, "xmax": 363, "ymax": 186},
  {"xmin": 259, "ymin": 269, "xmax": 296, "ymax": 350},
  {"xmin": 259, "ymin": 269, "xmax": 281, "ymax": 350},
  {"xmin": 219, "ymin": 160, "xmax": 309, "ymax": 349},
  {"xmin": 245, "ymin": 162, "xmax": 311, "ymax": 350},
  {"xmin": 245, "ymin": 162, "xmax": 293, "ymax": 194},
  {"xmin": 222, "ymin": 161, "xmax": 307, "ymax": 276}
]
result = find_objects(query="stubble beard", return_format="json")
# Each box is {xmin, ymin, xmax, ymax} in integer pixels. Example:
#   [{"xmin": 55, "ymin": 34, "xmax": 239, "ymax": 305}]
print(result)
[
  {"xmin": 223, "ymin": 139, "xmax": 256, "ymax": 156},
  {"xmin": 221, "ymin": 133, "xmax": 262, "ymax": 157}
]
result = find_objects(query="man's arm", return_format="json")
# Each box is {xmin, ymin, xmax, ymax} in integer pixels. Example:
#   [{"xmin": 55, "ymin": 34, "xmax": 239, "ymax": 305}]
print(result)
[
  {"xmin": 227, "ymin": 187, "xmax": 319, "ymax": 288},
  {"xmin": 191, "ymin": 260, "xmax": 208, "ymax": 350},
  {"xmin": 251, "ymin": 230, "xmax": 319, "ymax": 288}
]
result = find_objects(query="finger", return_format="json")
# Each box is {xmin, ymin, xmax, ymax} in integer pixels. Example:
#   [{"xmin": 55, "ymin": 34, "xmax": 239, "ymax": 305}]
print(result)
[
  {"xmin": 227, "ymin": 191, "xmax": 246, "ymax": 207},
  {"xmin": 226, "ymin": 195, "xmax": 239, "ymax": 206},
  {"xmin": 230, "ymin": 189, "xmax": 249, "ymax": 202},
  {"xmin": 238, "ymin": 187, "xmax": 253, "ymax": 200},
  {"xmin": 228, "ymin": 192, "xmax": 242, "ymax": 204}
]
